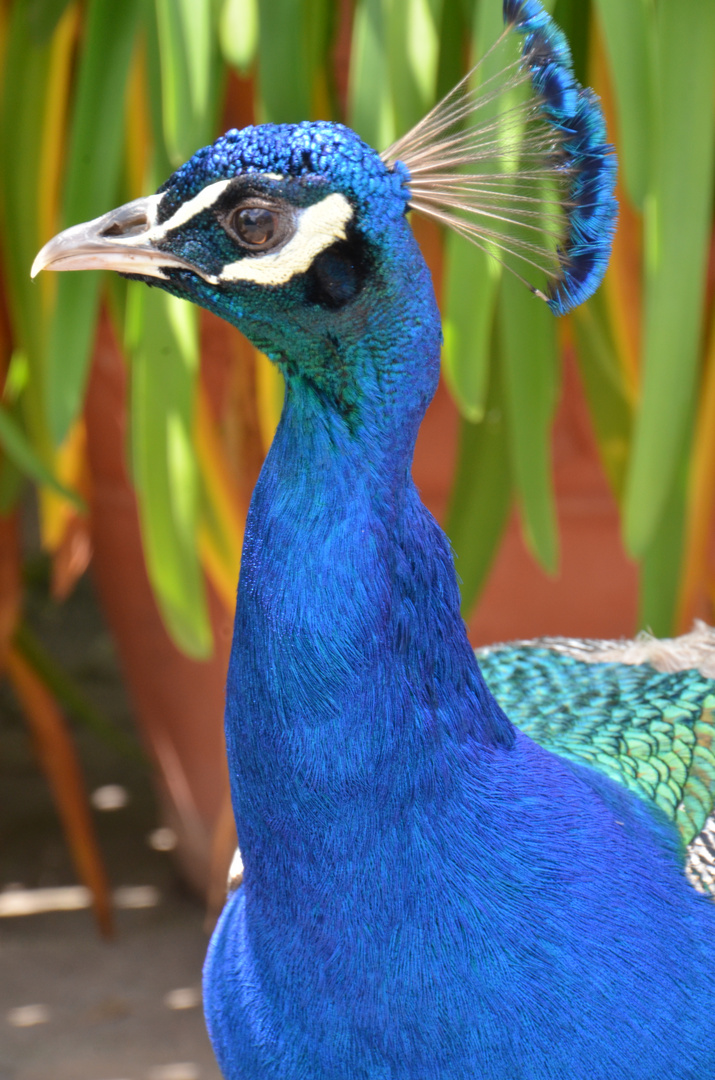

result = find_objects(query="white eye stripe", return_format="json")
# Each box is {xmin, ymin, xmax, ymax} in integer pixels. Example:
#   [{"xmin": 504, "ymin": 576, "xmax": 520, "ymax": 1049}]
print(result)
[
  {"xmin": 154, "ymin": 179, "xmax": 233, "ymax": 236},
  {"xmin": 113, "ymin": 178, "xmax": 274, "ymax": 249},
  {"xmin": 219, "ymin": 193, "xmax": 353, "ymax": 285},
  {"xmin": 152, "ymin": 173, "xmax": 287, "ymax": 241},
  {"xmin": 98, "ymin": 184, "xmax": 353, "ymax": 288}
]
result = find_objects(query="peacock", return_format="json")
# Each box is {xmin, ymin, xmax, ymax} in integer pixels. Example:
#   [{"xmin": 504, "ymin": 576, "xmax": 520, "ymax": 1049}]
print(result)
[{"xmin": 32, "ymin": 1, "xmax": 715, "ymax": 1077}]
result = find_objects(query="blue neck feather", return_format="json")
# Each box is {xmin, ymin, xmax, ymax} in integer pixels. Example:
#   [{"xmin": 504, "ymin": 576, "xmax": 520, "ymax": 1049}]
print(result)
[{"xmin": 225, "ymin": 215, "xmax": 513, "ymax": 874}]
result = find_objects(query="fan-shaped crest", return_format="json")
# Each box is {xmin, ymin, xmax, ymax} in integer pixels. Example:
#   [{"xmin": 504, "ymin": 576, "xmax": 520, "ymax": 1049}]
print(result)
[{"xmin": 381, "ymin": 0, "xmax": 617, "ymax": 315}]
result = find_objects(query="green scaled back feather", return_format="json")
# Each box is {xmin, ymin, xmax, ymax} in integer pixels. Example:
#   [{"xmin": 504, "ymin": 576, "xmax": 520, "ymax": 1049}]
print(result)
[{"xmin": 479, "ymin": 646, "xmax": 715, "ymax": 893}]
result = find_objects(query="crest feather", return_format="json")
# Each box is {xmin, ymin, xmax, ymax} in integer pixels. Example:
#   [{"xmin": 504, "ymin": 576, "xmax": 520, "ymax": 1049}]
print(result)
[{"xmin": 381, "ymin": 0, "xmax": 617, "ymax": 316}]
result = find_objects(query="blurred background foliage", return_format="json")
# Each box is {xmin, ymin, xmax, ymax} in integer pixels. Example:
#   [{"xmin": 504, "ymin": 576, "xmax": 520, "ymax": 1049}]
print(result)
[{"xmin": 0, "ymin": 0, "xmax": 714, "ymax": 920}]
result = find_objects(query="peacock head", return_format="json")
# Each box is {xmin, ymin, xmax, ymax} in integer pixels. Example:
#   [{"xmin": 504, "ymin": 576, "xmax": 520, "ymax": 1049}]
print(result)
[
  {"xmin": 33, "ymin": 0, "xmax": 618, "ymax": 424},
  {"xmin": 32, "ymin": 122, "xmax": 440, "ymax": 422}
]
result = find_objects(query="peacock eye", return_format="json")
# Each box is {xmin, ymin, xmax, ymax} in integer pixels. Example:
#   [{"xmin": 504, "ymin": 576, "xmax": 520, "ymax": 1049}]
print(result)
[{"xmin": 227, "ymin": 206, "xmax": 278, "ymax": 249}]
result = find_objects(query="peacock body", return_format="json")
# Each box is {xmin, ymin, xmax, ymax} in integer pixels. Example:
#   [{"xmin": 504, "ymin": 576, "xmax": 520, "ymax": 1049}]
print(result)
[{"xmin": 33, "ymin": 1, "xmax": 715, "ymax": 1077}]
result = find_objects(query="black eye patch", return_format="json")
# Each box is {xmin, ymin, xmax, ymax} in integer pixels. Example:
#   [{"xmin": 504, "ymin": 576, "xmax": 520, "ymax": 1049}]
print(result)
[{"xmin": 305, "ymin": 229, "xmax": 372, "ymax": 309}]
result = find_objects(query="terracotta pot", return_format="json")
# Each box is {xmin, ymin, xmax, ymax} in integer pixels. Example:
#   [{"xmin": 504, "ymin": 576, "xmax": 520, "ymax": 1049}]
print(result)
[{"xmin": 84, "ymin": 313, "xmax": 233, "ymax": 895}]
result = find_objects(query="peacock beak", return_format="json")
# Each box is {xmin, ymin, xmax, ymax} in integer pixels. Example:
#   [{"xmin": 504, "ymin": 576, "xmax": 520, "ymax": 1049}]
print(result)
[{"xmin": 31, "ymin": 194, "xmax": 194, "ymax": 280}]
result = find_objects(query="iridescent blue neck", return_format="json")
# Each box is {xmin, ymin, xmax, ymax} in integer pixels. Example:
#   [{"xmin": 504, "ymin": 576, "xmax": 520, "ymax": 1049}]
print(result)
[{"xmin": 224, "ymin": 219, "xmax": 514, "ymax": 874}]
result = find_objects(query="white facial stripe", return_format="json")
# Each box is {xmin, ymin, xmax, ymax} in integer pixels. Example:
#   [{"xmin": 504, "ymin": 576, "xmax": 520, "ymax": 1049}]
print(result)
[
  {"xmin": 81, "ymin": 184, "xmax": 353, "ymax": 289},
  {"xmin": 152, "ymin": 179, "xmax": 232, "ymax": 237},
  {"xmin": 149, "ymin": 174, "xmax": 287, "ymax": 242},
  {"xmin": 97, "ymin": 182, "xmax": 235, "ymax": 254},
  {"xmin": 220, "ymin": 192, "xmax": 353, "ymax": 286}
]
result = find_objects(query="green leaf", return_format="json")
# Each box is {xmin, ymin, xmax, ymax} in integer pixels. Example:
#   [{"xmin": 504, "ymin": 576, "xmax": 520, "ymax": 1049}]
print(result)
[
  {"xmin": 45, "ymin": 0, "xmax": 142, "ymax": 446},
  {"xmin": 499, "ymin": 274, "xmax": 560, "ymax": 574},
  {"xmin": 348, "ymin": 0, "xmax": 395, "ymax": 148},
  {"xmin": 0, "ymin": 456, "xmax": 24, "ymax": 514},
  {"xmin": 387, "ymin": 0, "xmax": 443, "ymax": 135},
  {"xmin": 623, "ymin": 0, "xmax": 715, "ymax": 556},
  {"xmin": 435, "ymin": 0, "xmax": 468, "ymax": 101},
  {"xmin": 127, "ymin": 283, "xmax": 212, "ymax": 660},
  {"xmin": 593, "ymin": 0, "xmax": 653, "ymax": 210},
  {"xmin": 445, "ymin": 347, "xmax": 512, "ymax": 616},
  {"xmin": 0, "ymin": 403, "xmax": 84, "ymax": 509},
  {"xmin": 442, "ymin": 233, "xmax": 500, "ymax": 421},
  {"xmin": 572, "ymin": 292, "xmax": 633, "ymax": 499},
  {"xmin": 220, "ymin": 0, "xmax": 259, "ymax": 73},
  {"xmin": 254, "ymin": 0, "xmax": 317, "ymax": 122},
  {"xmin": 155, "ymin": 0, "xmax": 221, "ymax": 167},
  {"xmin": 21, "ymin": 0, "xmax": 74, "ymax": 45},
  {"xmin": 439, "ymin": 0, "xmax": 517, "ymax": 422},
  {"xmin": 0, "ymin": 4, "xmax": 51, "ymax": 379},
  {"xmin": 638, "ymin": 445, "xmax": 689, "ymax": 635},
  {"xmin": 552, "ymin": 0, "xmax": 592, "ymax": 87}
]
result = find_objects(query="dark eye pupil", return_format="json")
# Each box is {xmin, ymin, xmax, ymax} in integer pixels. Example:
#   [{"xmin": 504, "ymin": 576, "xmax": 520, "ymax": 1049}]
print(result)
[{"xmin": 234, "ymin": 207, "xmax": 275, "ymax": 246}]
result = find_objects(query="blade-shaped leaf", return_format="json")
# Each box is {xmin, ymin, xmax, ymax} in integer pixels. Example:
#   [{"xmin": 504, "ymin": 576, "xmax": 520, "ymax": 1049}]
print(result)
[
  {"xmin": 127, "ymin": 283, "xmax": 212, "ymax": 659},
  {"xmin": 638, "ymin": 445, "xmax": 689, "ymax": 635},
  {"xmin": 437, "ymin": 0, "xmax": 504, "ymax": 422},
  {"xmin": 45, "ymin": 0, "xmax": 142, "ymax": 445},
  {"xmin": 0, "ymin": 401, "xmax": 83, "ymax": 507},
  {"xmin": 440, "ymin": 0, "xmax": 555, "ymax": 422},
  {"xmin": 388, "ymin": 0, "xmax": 443, "ymax": 135},
  {"xmin": 195, "ymin": 384, "xmax": 246, "ymax": 613},
  {"xmin": 434, "ymin": 0, "xmax": 468, "ymax": 100},
  {"xmin": 594, "ymin": 0, "xmax": 652, "ymax": 210},
  {"xmin": 499, "ymin": 273, "xmax": 560, "ymax": 574},
  {"xmin": 552, "ymin": 0, "xmax": 592, "ymax": 87},
  {"xmin": 257, "ymin": 0, "xmax": 332, "ymax": 124},
  {"xmin": 445, "ymin": 349, "xmax": 512, "ymax": 616},
  {"xmin": 348, "ymin": 0, "xmax": 395, "ymax": 148},
  {"xmin": 155, "ymin": 0, "xmax": 221, "ymax": 168},
  {"xmin": 22, "ymin": 0, "xmax": 74, "ymax": 45},
  {"xmin": 623, "ymin": 0, "xmax": 715, "ymax": 557},
  {"xmin": 442, "ymin": 233, "xmax": 499, "ymax": 421},
  {"xmin": 220, "ymin": 0, "xmax": 259, "ymax": 74},
  {"xmin": 676, "ymin": 305, "xmax": 715, "ymax": 630},
  {"xmin": 0, "ymin": 4, "xmax": 52, "ymax": 385},
  {"xmin": 572, "ymin": 292, "xmax": 633, "ymax": 499}
]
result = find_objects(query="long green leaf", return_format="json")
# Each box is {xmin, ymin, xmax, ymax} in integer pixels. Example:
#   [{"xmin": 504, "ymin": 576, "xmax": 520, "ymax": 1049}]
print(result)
[
  {"xmin": 220, "ymin": 0, "xmax": 259, "ymax": 74},
  {"xmin": 434, "ymin": 0, "xmax": 468, "ymax": 101},
  {"xmin": 638, "ymin": 445, "xmax": 689, "ymax": 635},
  {"xmin": 0, "ymin": 455, "xmax": 24, "ymax": 514},
  {"xmin": 257, "ymin": 0, "xmax": 309, "ymax": 121},
  {"xmin": 442, "ymin": 235, "xmax": 500, "ymax": 421},
  {"xmin": 0, "ymin": 403, "xmax": 84, "ymax": 508},
  {"xmin": 439, "ymin": 0, "xmax": 506, "ymax": 421},
  {"xmin": 22, "ymin": 0, "xmax": 74, "ymax": 45},
  {"xmin": 572, "ymin": 292, "xmax": 633, "ymax": 499},
  {"xmin": 499, "ymin": 274, "xmax": 559, "ymax": 574},
  {"xmin": 552, "ymin": 0, "xmax": 592, "ymax": 87},
  {"xmin": 594, "ymin": 0, "xmax": 652, "ymax": 210},
  {"xmin": 387, "ymin": 0, "xmax": 443, "ymax": 136},
  {"xmin": 45, "ymin": 0, "xmax": 141, "ymax": 446},
  {"xmin": 348, "ymin": 0, "xmax": 395, "ymax": 148},
  {"xmin": 0, "ymin": 3, "xmax": 51, "ymax": 428},
  {"xmin": 127, "ymin": 283, "xmax": 212, "ymax": 659},
  {"xmin": 155, "ymin": 0, "xmax": 221, "ymax": 168},
  {"xmin": 440, "ymin": 0, "xmax": 557, "ymax": 422},
  {"xmin": 623, "ymin": 0, "xmax": 715, "ymax": 557},
  {"xmin": 445, "ymin": 347, "xmax": 512, "ymax": 616}
]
